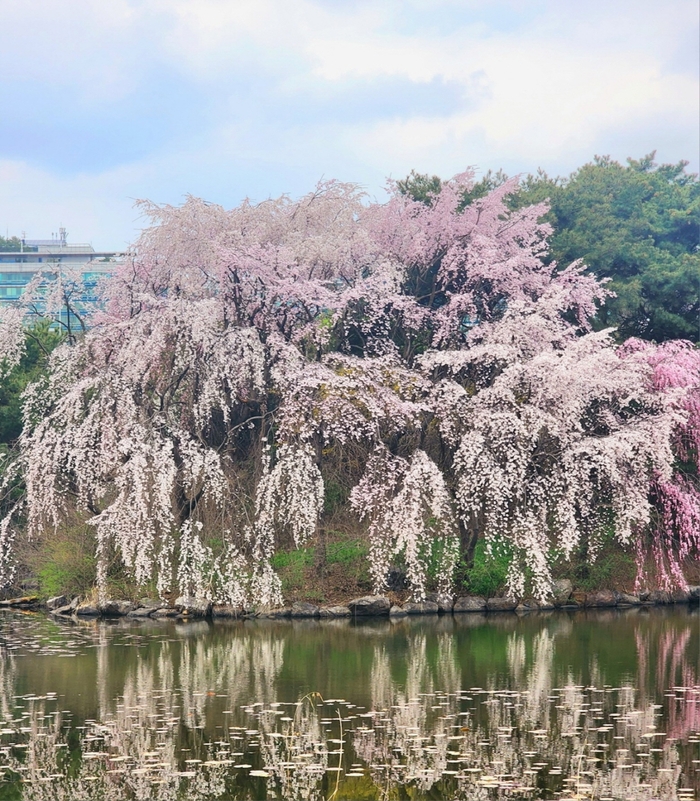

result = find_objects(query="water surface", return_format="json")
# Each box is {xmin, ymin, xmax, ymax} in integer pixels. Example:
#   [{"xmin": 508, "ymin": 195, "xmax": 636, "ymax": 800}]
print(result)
[{"xmin": 0, "ymin": 605, "xmax": 697, "ymax": 799}]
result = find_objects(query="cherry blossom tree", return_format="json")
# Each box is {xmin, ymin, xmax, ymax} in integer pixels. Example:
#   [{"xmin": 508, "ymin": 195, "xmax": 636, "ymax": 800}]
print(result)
[{"xmin": 1, "ymin": 172, "xmax": 698, "ymax": 605}]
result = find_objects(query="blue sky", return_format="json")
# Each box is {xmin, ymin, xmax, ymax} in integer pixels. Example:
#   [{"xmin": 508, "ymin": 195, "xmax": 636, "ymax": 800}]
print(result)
[{"xmin": 1, "ymin": 0, "xmax": 698, "ymax": 249}]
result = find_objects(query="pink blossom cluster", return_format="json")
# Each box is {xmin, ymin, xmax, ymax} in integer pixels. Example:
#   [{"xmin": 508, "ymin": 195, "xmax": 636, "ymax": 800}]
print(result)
[{"xmin": 0, "ymin": 173, "xmax": 698, "ymax": 604}]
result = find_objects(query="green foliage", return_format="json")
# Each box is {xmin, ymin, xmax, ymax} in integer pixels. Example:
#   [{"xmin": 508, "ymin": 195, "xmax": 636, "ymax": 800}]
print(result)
[
  {"xmin": 0, "ymin": 321, "xmax": 64, "ymax": 445},
  {"xmin": 0, "ymin": 235, "xmax": 23, "ymax": 252},
  {"xmin": 271, "ymin": 536, "xmax": 370, "ymax": 599},
  {"xmin": 572, "ymin": 547, "xmax": 637, "ymax": 592},
  {"xmin": 270, "ymin": 548, "xmax": 315, "ymax": 571},
  {"xmin": 400, "ymin": 152, "xmax": 700, "ymax": 343},
  {"xmin": 325, "ymin": 538, "xmax": 367, "ymax": 565},
  {"xmin": 30, "ymin": 525, "xmax": 97, "ymax": 598},
  {"xmin": 323, "ymin": 479, "xmax": 348, "ymax": 515},
  {"xmin": 395, "ymin": 170, "xmax": 442, "ymax": 206},
  {"xmin": 459, "ymin": 168, "xmax": 510, "ymax": 208},
  {"xmin": 516, "ymin": 153, "xmax": 700, "ymax": 342},
  {"xmin": 456, "ymin": 538, "xmax": 511, "ymax": 597}
]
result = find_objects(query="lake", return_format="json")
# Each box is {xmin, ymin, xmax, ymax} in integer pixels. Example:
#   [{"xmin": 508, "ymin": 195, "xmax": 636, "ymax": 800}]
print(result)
[{"xmin": 0, "ymin": 605, "xmax": 697, "ymax": 799}]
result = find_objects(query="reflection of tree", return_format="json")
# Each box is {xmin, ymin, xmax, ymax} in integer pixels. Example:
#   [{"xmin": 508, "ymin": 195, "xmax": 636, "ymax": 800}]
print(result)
[
  {"xmin": 0, "ymin": 612, "xmax": 697, "ymax": 799},
  {"xmin": 0, "ymin": 698, "xmax": 236, "ymax": 801},
  {"xmin": 256, "ymin": 695, "xmax": 328, "ymax": 801},
  {"xmin": 636, "ymin": 622, "xmax": 700, "ymax": 741},
  {"xmin": 0, "ymin": 647, "xmax": 15, "ymax": 721}
]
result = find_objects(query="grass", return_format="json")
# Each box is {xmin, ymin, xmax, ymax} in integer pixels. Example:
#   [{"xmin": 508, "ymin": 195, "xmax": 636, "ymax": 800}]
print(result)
[
  {"xmin": 455, "ymin": 539, "xmax": 511, "ymax": 598},
  {"xmin": 271, "ymin": 536, "xmax": 370, "ymax": 602}
]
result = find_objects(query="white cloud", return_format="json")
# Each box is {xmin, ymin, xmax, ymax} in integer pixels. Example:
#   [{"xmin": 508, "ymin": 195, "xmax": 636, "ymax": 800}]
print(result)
[
  {"xmin": 0, "ymin": 159, "xmax": 147, "ymax": 248},
  {"xmin": 0, "ymin": 0, "xmax": 697, "ymax": 245}
]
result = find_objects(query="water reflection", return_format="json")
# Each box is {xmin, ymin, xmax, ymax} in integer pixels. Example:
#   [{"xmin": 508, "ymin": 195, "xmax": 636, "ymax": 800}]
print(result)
[{"xmin": 0, "ymin": 607, "xmax": 696, "ymax": 799}]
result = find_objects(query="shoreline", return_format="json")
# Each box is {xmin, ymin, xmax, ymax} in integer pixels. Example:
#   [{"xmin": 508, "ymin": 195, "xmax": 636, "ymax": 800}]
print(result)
[{"xmin": 1, "ymin": 586, "xmax": 698, "ymax": 622}]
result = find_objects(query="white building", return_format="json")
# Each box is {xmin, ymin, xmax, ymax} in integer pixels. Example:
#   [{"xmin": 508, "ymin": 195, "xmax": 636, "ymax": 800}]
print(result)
[{"xmin": 0, "ymin": 228, "xmax": 124, "ymax": 314}]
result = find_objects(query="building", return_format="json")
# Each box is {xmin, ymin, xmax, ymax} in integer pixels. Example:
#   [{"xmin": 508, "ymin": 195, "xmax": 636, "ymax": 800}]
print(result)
[{"xmin": 0, "ymin": 228, "xmax": 125, "ymax": 327}]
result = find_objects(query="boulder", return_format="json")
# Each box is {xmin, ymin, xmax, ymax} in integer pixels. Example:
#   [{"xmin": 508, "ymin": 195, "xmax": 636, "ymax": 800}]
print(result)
[
  {"xmin": 75, "ymin": 604, "xmax": 100, "ymax": 616},
  {"xmin": 290, "ymin": 602, "xmax": 320, "ymax": 618},
  {"xmin": 486, "ymin": 597, "xmax": 518, "ymax": 612},
  {"xmin": 211, "ymin": 604, "xmax": 241, "ymax": 618},
  {"xmin": 137, "ymin": 598, "xmax": 162, "ymax": 609},
  {"xmin": 515, "ymin": 599, "xmax": 540, "ymax": 613},
  {"xmin": 127, "ymin": 606, "xmax": 155, "ymax": 618},
  {"xmin": 51, "ymin": 604, "xmax": 74, "ymax": 616},
  {"xmin": 426, "ymin": 592, "xmax": 454, "ymax": 613},
  {"xmin": 402, "ymin": 600, "xmax": 439, "ymax": 615},
  {"xmin": 670, "ymin": 589, "xmax": 691, "ymax": 603},
  {"xmin": 551, "ymin": 579, "xmax": 573, "ymax": 605},
  {"xmin": 617, "ymin": 592, "xmax": 641, "ymax": 605},
  {"xmin": 389, "ymin": 605, "xmax": 407, "ymax": 617},
  {"xmin": 46, "ymin": 595, "xmax": 68, "ymax": 610},
  {"xmin": 174, "ymin": 596, "xmax": 212, "ymax": 617},
  {"xmin": 453, "ymin": 596, "xmax": 487, "ymax": 613},
  {"xmin": 347, "ymin": 595, "xmax": 391, "ymax": 616},
  {"xmin": 99, "ymin": 600, "xmax": 136, "ymax": 616},
  {"xmin": 0, "ymin": 596, "xmax": 40, "ymax": 608},
  {"xmin": 319, "ymin": 606, "xmax": 351, "ymax": 618},
  {"xmin": 151, "ymin": 608, "xmax": 179, "ymax": 618},
  {"xmin": 256, "ymin": 607, "xmax": 291, "ymax": 619},
  {"xmin": 647, "ymin": 590, "xmax": 672, "ymax": 605},
  {"xmin": 586, "ymin": 590, "xmax": 617, "ymax": 608},
  {"xmin": 688, "ymin": 586, "xmax": 700, "ymax": 600}
]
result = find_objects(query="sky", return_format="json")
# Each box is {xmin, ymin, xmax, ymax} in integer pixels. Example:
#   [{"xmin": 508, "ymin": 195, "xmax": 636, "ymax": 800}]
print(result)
[{"xmin": 1, "ymin": 0, "xmax": 698, "ymax": 250}]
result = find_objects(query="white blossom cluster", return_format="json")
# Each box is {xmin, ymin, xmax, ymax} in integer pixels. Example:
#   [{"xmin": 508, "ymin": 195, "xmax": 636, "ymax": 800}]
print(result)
[{"xmin": 0, "ymin": 171, "xmax": 697, "ymax": 604}]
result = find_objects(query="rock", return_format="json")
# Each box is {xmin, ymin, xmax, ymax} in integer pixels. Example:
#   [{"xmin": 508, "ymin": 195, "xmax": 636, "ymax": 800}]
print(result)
[
  {"xmin": 151, "ymin": 608, "xmax": 179, "ymax": 618},
  {"xmin": 99, "ymin": 600, "xmax": 136, "ymax": 616},
  {"xmin": 211, "ymin": 604, "xmax": 241, "ymax": 618},
  {"xmin": 51, "ymin": 604, "xmax": 74, "ymax": 616},
  {"xmin": 46, "ymin": 595, "xmax": 68, "ymax": 610},
  {"xmin": 75, "ymin": 604, "xmax": 100, "ymax": 616},
  {"xmin": 638, "ymin": 589, "xmax": 651, "ymax": 601},
  {"xmin": 551, "ymin": 579, "xmax": 573, "ymax": 605},
  {"xmin": 453, "ymin": 596, "xmax": 487, "ymax": 613},
  {"xmin": 256, "ymin": 608, "xmax": 291, "ymax": 619},
  {"xmin": 670, "ymin": 589, "xmax": 691, "ymax": 603},
  {"xmin": 290, "ymin": 602, "xmax": 320, "ymax": 618},
  {"xmin": 0, "ymin": 595, "xmax": 40, "ymax": 608},
  {"xmin": 127, "ymin": 606, "xmax": 155, "ymax": 618},
  {"xmin": 617, "ymin": 592, "xmax": 641, "ymax": 605},
  {"xmin": 347, "ymin": 595, "xmax": 390, "ymax": 616},
  {"xmin": 586, "ymin": 590, "xmax": 617, "ymax": 608},
  {"xmin": 486, "ymin": 597, "xmax": 518, "ymax": 612},
  {"xmin": 138, "ymin": 598, "xmax": 162, "ymax": 609},
  {"xmin": 402, "ymin": 600, "xmax": 439, "ymax": 615},
  {"xmin": 515, "ymin": 599, "xmax": 540, "ymax": 613},
  {"xmin": 319, "ymin": 606, "xmax": 351, "ymax": 618},
  {"xmin": 426, "ymin": 592, "xmax": 454, "ymax": 613},
  {"xmin": 436, "ymin": 595, "xmax": 454, "ymax": 613},
  {"xmin": 688, "ymin": 586, "xmax": 700, "ymax": 599},
  {"xmin": 174, "ymin": 596, "xmax": 212, "ymax": 617},
  {"xmin": 647, "ymin": 590, "xmax": 672, "ymax": 604},
  {"xmin": 389, "ymin": 605, "xmax": 407, "ymax": 617},
  {"xmin": 569, "ymin": 591, "xmax": 587, "ymax": 607},
  {"xmin": 51, "ymin": 597, "xmax": 80, "ymax": 616}
]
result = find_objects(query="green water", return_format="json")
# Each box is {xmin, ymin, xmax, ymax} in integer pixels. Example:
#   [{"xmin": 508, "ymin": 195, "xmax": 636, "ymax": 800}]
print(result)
[{"xmin": 0, "ymin": 605, "xmax": 697, "ymax": 800}]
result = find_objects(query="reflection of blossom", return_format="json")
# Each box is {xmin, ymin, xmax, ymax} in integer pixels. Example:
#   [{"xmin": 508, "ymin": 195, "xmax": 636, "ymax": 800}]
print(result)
[
  {"xmin": 255, "ymin": 696, "xmax": 328, "ymax": 801},
  {"xmin": 0, "ymin": 611, "xmax": 697, "ymax": 799}
]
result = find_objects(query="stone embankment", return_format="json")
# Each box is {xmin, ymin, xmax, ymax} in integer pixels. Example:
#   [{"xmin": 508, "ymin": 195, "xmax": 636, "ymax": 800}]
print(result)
[{"xmin": 0, "ymin": 581, "xmax": 698, "ymax": 621}]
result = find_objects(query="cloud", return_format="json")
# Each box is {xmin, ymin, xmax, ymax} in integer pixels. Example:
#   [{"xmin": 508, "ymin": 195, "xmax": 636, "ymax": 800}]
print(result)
[{"xmin": 0, "ymin": 0, "xmax": 697, "ymax": 246}]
